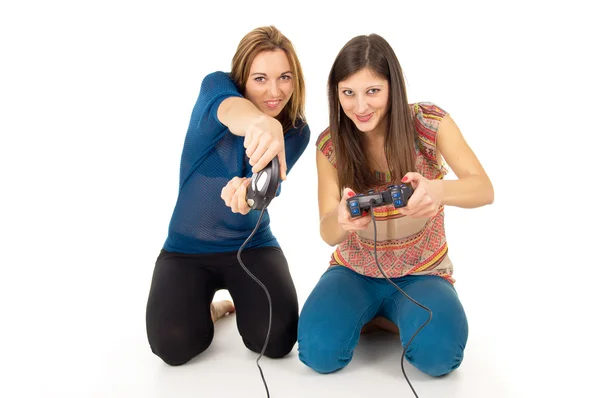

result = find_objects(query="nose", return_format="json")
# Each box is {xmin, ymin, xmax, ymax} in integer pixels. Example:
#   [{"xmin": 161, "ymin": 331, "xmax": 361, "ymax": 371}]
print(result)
[
  {"xmin": 356, "ymin": 94, "xmax": 369, "ymax": 114},
  {"xmin": 269, "ymin": 81, "xmax": 279, "ymax": 97}
]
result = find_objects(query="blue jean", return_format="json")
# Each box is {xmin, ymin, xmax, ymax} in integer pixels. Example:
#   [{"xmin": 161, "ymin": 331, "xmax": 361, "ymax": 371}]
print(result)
[{"xmin": 297, "ymin": 266, "xmax": 468, "ymax": 376}]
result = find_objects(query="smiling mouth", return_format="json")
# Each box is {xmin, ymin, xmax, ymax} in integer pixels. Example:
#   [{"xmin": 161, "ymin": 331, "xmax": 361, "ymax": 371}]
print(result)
[
  {"xmin": 355, "ymin": 113, "xmax": 373, "ymax": 122},
  {"xmin": 265, "ymin": 100, "xmax": 281, "ymax": 109}
]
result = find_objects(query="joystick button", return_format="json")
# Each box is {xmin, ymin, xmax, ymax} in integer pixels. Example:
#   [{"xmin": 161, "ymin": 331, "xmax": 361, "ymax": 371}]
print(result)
[
  {"xmin": 394, "ymin": 199, "xmax": 403, "ymax": 206},
  {"xmin": 351, "ymin": 208, "xmax": 360, "ymax": 215}
]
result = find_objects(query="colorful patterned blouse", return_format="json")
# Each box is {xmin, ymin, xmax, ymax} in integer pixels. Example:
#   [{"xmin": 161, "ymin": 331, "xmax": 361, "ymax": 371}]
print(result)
[{"xmin": 316, "ymin": 102, "xmax": 455, "ymax": 283}]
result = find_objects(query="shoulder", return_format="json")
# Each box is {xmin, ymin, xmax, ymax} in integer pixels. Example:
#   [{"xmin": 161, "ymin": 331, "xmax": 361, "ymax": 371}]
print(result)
[
  {"xmin": 200, "ymin": 71, "xmax": 241, "ymax": 95},
  {"xmin": 315, "ymin": 127, "xmax": 336, "ymax": 166},
  {"xmin": 411, "ymin": 102, "xmax": 448, "ymax": 127},
  {"xmin": 288, "ymin": 120, "xmax": 311, "ymax": 136},
  {"xmin": 285, "ymin": 121, "xmax": 311, "ymax": 145},
  {"xmin": 316, "ymin": 127, "xmax": 331, "ymax": 150},
  {"xmin": 411, "ymin": 101, "xmax": 449, "ymax": 144},
  {"xmin": 411, "ymin": 102, "xmax": 449, "ymax": 174}
]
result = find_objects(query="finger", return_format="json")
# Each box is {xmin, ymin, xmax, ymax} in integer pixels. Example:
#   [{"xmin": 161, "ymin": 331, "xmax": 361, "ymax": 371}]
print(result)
[
  {"xmin": 225, "ymin": 190, "xmax": 234, "ymax": 207},
  {"xmin": 221, "ymin": 186, "xmax": 228, "ymax": 202},
  {"xmin": 221, "ymin": 184, "xmax": 235, "ymax": 206},
  {"xmin": 245, "ymin": 134, "xmax": 261, "ymax": 160},
  {"xmin": 409, "ymin": 211, "xmax": 432, "ymax": 219},
  {"xmin": 277, "ymin": 151, "xmax": 287, "ymax": 180},
  {"xmin": 249, "ymin": 139, "xmax": 270, "ymax": 169},
  {"xmin": 230, "ymin": 189, "xmax": 240, "ymax": 213},
  {"xmin": 341, "ymin": 187, "xmax": 356, "ymax": 200},
  {"xmin": 231, "ymin": 177, "xmax": 245, "ymax": 190},
  {"xmin": 236, "ymin": 182, "xmax": 250, "ymax": 214},
  {"xmin": 243, "ymin": 128, "xmax": 254, "ymax": 149},
  {"xmin": 408, "ymin": 206, "xmax": 437, "ymax": 218},
  {"xmin": 401, "ymin": 172, "xmax": 423, "ymax": 189},
  {"xmin": 252, "ymin": 146, "xmax": 279, "ymax": 174},
  {"xmin": 398, "ymin": 205, "xmax": 420, "ymax": 217},
  {"xmin": 351, "ymin": 219, "xmax": 372, "ymax": 230},
  {"xmin": 408, "ymin": 193, "xmax": 432, "ymax": 210},
  {"xmin": 400, "ymin": 205, "xmax": 419, "ymax": 217},
  {"xmin": 406, "ymin": 187, "xmax": 427, "ymax": 210},
  {"xmin": 346, "ymin": 224, "xmax": 370, "ymax": 232},
  {"xmin": 223, "ymin": 180, "xmax": 242, "ymax": 206},
  {"xmin": 357, "ymin": 215, "xmax": 373, "ymax": 226}
]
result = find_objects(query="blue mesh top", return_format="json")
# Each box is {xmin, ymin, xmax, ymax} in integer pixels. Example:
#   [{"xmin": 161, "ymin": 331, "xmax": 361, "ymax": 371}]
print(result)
[{"xmin": 162, "ymin": 71, "xmax": 311, "ymax": 254}]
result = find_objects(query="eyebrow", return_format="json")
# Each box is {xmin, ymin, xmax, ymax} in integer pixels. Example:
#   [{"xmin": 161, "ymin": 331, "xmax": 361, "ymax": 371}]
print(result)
[
  {"xmin": 339, "ymin": 84, "xmax": 384, "ymax": 90},
  {"xmin": 251, "ymin": 71, "xmax": 293, "ymax": 76}
]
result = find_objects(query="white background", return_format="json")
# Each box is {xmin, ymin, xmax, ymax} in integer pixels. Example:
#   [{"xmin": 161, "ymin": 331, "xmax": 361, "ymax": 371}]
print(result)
[{"xmin": 1, "ymin": 1, "xmax": 598, "ymax": 397}]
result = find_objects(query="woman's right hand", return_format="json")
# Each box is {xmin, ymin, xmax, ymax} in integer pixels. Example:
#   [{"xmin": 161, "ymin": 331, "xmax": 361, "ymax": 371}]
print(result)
[
  {"xmin": 244, "ymin": 115, "xmax": 287, "ymax": 180},
  {"xmin": 337, "ymin": 188, "xmax": 373, "ymax": 231}
]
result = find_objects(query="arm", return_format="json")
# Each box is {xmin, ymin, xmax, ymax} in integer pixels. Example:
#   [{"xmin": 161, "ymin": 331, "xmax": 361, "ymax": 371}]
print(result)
[
  {"xmin": 191, "ymin": 71, "xmax": 286, "ymax": 177},
  {"xmin": 218, "ymin": 97, "xmax": 287, "ymax": 178},
  {"xmin": 400, "ymin": 114, "xmax": 494, "ymax": 218},
  {"xmin": 217, "ymin": 97, "xmax": 269, "ymax": 137},
  {"xmin": 317, "ymin": 150, "xmax": 372, "ymax": 246},
  {"xmin": 436, "ymin": 114, "xmax": 494, "ymax": 207},
  {"xmin": 317, "ymin": 150, "xmax": 348, "ymax": 246}
]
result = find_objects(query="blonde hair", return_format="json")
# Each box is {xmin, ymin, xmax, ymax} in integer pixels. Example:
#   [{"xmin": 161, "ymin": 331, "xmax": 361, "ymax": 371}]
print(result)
[{"xmin": 230, "ymin": 26, "xmax": 306, "ymax": 132}]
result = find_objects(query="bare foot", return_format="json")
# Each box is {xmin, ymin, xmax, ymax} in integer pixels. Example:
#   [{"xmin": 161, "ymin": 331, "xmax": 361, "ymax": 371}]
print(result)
[
  {"xmin": 360, "ymin": 316, "xmax": 400, "ymax": 335},
  {"xmin": 210, "ymin": 300, "xmax": 235, "ymax": 323}
]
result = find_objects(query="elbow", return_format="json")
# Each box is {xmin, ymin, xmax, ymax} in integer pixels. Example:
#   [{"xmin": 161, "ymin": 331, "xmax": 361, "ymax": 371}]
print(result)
[
  {"xmin": 320, "ymin": 230, "xmax": 337, "ymax": 247},
  {"xmin": 319, "ymin": 226, "xmax": 341, "ymax": 247},
  {"xmin": 484, "ymin": 179, "xmax": 495, "ymax": 205}
]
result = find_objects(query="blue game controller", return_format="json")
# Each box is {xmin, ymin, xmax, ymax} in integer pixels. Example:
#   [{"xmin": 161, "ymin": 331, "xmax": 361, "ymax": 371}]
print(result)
[{"xmin": 346, "ymin": 184, "xmax": 414, "ymax": 218}]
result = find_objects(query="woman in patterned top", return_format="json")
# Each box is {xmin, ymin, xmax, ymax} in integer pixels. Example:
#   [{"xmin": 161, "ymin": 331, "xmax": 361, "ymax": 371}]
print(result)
[{"xmin": 297, "ymin": 34, "xmax": 494, "ymax": 378}]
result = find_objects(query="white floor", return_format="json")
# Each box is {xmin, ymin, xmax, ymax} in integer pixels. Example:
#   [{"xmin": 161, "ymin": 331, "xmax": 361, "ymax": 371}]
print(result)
[{"xmin": 5, "ymin": 194, "xmax": 597, "ymax": 398}]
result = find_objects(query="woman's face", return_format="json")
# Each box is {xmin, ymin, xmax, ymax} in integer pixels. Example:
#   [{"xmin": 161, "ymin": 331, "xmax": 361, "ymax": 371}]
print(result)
[
  {"xmin": 244, "ymin": 49, "xmax": 294, "ymax": 118},
  {"xmin": 338, "ymin": 68, "xmax": 389, "ymax": 135}
]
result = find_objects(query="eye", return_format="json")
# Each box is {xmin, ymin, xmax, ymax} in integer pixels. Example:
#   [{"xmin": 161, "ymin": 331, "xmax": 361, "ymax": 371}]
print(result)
[
  {"xmin": 342, "ymin": 90, "xmax": 354, "ymax": 96},
  {"xmin": 280, "ymin": 75, "xmax": 292, "ymax": 81},
  {"xmin": 367, "ymin": 88, "xmax": 380, "ymax": 94},
  {"xmin": 254, "ymin": 76, "xmax": 266, "ymax": 82}
]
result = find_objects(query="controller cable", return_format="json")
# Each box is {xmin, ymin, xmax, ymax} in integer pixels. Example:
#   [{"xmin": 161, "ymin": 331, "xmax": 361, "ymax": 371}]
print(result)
[
  {"xmin": 236, "ymin": 206, "xmax": 272, "ymax": 398},
  {"xmin": 369, "ymin": 201, "xmax": 432, "ymax": 398}
]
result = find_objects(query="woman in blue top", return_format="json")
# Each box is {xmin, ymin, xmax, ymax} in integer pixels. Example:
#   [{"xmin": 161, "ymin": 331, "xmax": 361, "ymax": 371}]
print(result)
[{"xmin": 146, "ymin": 26, "xmax": 311, "ymax": 365}]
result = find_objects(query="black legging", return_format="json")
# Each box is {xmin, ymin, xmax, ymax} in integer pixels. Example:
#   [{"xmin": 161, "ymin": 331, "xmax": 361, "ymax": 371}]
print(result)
[{"xmin": 145, "ymin": 246, "xmax": 299, "ymax": 366}]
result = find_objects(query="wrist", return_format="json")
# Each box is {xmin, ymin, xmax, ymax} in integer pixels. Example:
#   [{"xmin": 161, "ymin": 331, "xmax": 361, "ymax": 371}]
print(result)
[
  {"xmin": 434, "ymin": 179, "xmax": 447, "ymax": 206},
  {"xmin": 320, "ymin": 210, "xmax": 348, "ymax": 246}
]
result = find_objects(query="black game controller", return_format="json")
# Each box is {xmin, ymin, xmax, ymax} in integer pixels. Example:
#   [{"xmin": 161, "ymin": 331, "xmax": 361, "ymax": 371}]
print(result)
[
  {"xmin": 346, "ymin": 184, "xmax": 414, "ymax": 218},
  {"xmin": 246, "ymin": 156, "xmax": 280, "ymax": 210}
]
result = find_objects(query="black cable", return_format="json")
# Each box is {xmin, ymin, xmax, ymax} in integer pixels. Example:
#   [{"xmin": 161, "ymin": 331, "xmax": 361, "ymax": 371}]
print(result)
[
  {"xmin": 369, "ymin": 203, "xmax": 432, "ymax": 398},
  {"xmin": 236, "ymin": 207, "xmax": 272, "ymax": 398}
]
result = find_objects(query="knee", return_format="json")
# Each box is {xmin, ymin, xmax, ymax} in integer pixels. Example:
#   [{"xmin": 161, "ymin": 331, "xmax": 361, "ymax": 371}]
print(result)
[
  {"xmin": 297, "ymin": 327, "xmax": 351, "ymax": 374},
  {"xmin": 405, "ymin": 332, "xmax": 467, "ymax": 377},
  {"xmin": 147, "ymin": 324, "xmax": 213, "ymax": 366},
  {"xmin": 243, "ymin": 320, "xmax": 298, "ymax": 359}
]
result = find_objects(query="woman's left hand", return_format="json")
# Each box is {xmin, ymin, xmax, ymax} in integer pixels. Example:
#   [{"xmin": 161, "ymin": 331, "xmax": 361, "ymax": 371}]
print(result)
[{"xmin": 398, "ymin": 172, "xmax": 444, "ymax": 218}]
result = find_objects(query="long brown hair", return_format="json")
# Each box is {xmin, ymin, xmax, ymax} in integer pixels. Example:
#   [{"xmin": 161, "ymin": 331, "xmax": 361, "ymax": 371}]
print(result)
[
  {"xmin": 328, "ymin": 34, "xmax": 416, "ymax": 193},
  {"xmin": 230, "ymin": 26, "xmax": 306, "ymax": 132}
]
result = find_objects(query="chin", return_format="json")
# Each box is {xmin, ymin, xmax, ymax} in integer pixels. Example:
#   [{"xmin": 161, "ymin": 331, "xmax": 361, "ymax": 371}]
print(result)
[
  {"xmin": 354, "ymin": 121, "xmax": 377, "ymax": 133},
  {"xmin": 261, "ymin": 107, "xmax": 276, "ymax": 116}
]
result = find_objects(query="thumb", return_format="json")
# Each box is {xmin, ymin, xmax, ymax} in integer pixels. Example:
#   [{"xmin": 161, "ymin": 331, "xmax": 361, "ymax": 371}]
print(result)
[
  {"xmin": 401, "ymin": 172, "xmax": 422, "ymax": 188},
  {"xmin": 341, "ymin": 187, "xmax": 356, "ymax": 200}
]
